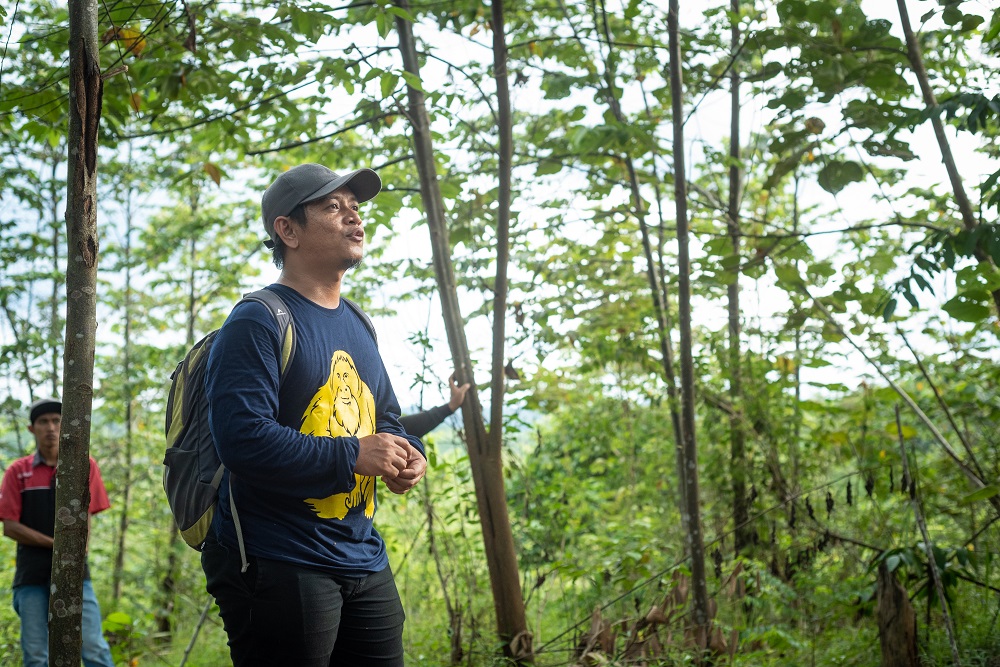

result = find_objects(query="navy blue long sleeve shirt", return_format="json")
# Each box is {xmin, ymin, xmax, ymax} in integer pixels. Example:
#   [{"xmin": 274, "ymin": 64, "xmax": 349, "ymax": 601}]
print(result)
[{"xmin": 205, "ymin": 284, "xmax": 423, "ymax": 575}]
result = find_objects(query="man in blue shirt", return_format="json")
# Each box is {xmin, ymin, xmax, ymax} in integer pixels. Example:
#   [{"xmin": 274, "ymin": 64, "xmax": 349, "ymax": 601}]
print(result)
[{"xmin": 201, "ymin": 163, "xmax": 426, "ymax": 667}]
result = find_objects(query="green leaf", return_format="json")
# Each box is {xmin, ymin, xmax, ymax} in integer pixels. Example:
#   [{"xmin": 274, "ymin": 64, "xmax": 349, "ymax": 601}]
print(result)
[
  {"xmin": 985, "ymin": 10, "xmax": 1000, "ymax": 41},
  {"xmin": 380, "ymin": 72, "xmax": 398, "ymax": 99},
  {"xmin": 106, "ymin": 611, "xmax": 133, "ymax": 624},
  {"xmin": 102, "ymin": 610, "xmax": 134, "ymax": 633},
  {"xmin": 774, "ymin": 262, "xmax": 803, "ymax": 288},
  {"xmin": 386, "ymin": 5, "xmax": 415, "ymax": 22},
  {"xmin": 535, "ymin": 159, "xmax": 564, "ymax": 176},
  {"xmin": 400, "ymin": 71, "xmax": 424, "ymax": 92},
  {"xmin": 886, "ymin": 422, "xmax": 916, "ymax": 439},
  {"xmin": 817, "ymin": 160, "xmax": 865, "ymax": 194},
  {"xmin": 745, "ymin": 61, "xmax": 783, "ymax": 83},
  {"xmin": 886, "ymin": 553, "xmax": 900, "ymax": 572},
  {"xmin": 961, "ymin": 15, "xmax": 984, "ymax": 32},
  {"xmin": 959, "ymin": 485, "xmax": 1000, "ymax": 505},
  {"xmin": 375, "ymin": 11, "xmax": 390, "ymax": 38},
  {"xmin": 942, "ymin": 5, "xmax": 963, "ymax": 26},
  {"xmin": 764, "ymin": 147, "xmax": 808, "ymax": 190},
  {"xmin": 882, "ymin": 297, "xmax": 897, "ymax": 322},
  {"xmin": 942, "ymin": 295, "xmax": 990, "ymax": 322}
]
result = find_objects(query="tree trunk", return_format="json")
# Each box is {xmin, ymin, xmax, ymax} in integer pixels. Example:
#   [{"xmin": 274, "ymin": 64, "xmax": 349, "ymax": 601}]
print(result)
[
  {"xmin": 113, "ymin": 192, "xmax": 136, "ymax": 601},
  {"xmin": 668, "ymin": 0, "xmax": 711, "ymax": 652},
  {"xmin": 895, "ymin": 0, "xmax": 1000, "ymax": 316},
  {"xmin": 422, "ymin": 477, "xmax": 463, "ymax": 665},
  {"xmin": 876, "ymin": 562, "xmax": 918, "ymax": 667},
  {"xmin": 49, "ymin": 158, "xmax": 62, "ymax": 396},
  {"xmin": 158, "ymin": 231, "xmax": 200, "ymax": 643},
  {"xmin": 488, "ymin": 0, "xmax": 512, "ymax": 470},
  {"xmin": 791, "ymin": 176, "xmax": 802, "ymax": 492},
  {"xmin": 393, "ymin": 3, "xmax": 532, "ymax": 661},
  {"xmin": 51, "ymin": 0, "xmax": 102, "ymax": 662},
  {"xmin": 727, "ymin": 0, "xmax": 751, "ymax": 556},
  {"xmin": 592, "ymin": 0, "xmax": 684, "ymax": 487},
  {"xmin": 895, "ymin": 405, "xmax": 962, "ymax": 666}
]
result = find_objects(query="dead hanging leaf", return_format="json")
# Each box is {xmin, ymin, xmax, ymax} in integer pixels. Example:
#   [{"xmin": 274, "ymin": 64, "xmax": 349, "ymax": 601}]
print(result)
[
  {"xmin": 708, "ymin": 626, "xmax": 728, "ymax": 655},
  {"xmin": 182, "ymin": 0, "xmax": 198, "ymax": 52},
  {"xmin": 203, "ymin": 162, "xmax": 222, "ymax": 186},
  {"xmin": 590, "ymin": 607, "xmax": 613, "ymax": 654},
  {"xmin": 645, "ymin": 605, "xmax": 668, "ymax": 625},
  {"xmin": 469, "ymin": 23, "xmax": 481, "ymax": 36},
  {"xmin": 804, "ymin": 116, "xmax": 826, "ymax": 134},
  {"xmin": 775, "ymin": 355, "xmax": 796, "ymax": 374},
  {"xmin": 102, "ymin": 27, "xmax": 147, "ymax": 56},
  {"xmin": 722, "ymin": 561, "xmax": 745, "ymax": 598},
  {"xmin": 503, "ymin": 361, "xmax": 520, "ymax": 380},
  {"xmin": 671, "ymin": 571, "xmax": 689, "ymax": 607},
  {"xmin": 581, "ymin": 652, "xmax": 609, "ymax": 665},
  {"xmin": 129, "ymin": 93, "xmax": 141, "ymax": 113}
]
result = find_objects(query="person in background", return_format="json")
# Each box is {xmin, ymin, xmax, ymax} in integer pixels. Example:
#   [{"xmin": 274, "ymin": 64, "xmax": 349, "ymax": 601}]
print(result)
[
  {"xmin": 0, "ymin": 397, "xmax": 116, "ymax": 667},
  {"xmin": 399, "ymin": 373, "xmax": 471, "ymax": 439}
]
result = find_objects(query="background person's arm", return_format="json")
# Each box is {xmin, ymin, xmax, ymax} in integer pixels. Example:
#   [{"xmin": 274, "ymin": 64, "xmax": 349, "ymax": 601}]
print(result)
[{"xmin": 2, "ymin": 519, "xmax": 52, "ymax": 549}]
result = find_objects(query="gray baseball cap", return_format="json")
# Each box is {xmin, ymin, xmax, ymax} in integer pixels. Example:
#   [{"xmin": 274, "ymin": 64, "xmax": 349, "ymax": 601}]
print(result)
[{"xmin": 261, "ymin": 164, "xmax": 381, "ymax": 248}]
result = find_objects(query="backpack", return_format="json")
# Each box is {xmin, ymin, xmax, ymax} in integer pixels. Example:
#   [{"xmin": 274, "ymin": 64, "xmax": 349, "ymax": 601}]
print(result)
[{"xmin": 163, "ymin": 288, "xmax": 376, "ymax": 570}]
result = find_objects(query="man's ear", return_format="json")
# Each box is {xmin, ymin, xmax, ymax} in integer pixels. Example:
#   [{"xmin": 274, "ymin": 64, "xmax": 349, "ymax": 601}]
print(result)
[
  {"xmin": 27, "ymin": 423, "xmax": 35, "ymax": 436},
  {"xmin": 273, "ymin": 215, "xmax": 300, "ymax": 249}
]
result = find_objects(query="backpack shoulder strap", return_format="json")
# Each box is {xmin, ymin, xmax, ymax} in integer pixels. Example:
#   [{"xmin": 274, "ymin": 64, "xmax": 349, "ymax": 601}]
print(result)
[
  {"xmin": 241, "ymin": 288, "xmax": 296, "ymax": 386},
  {"xmin": 222, "ymin": 288, "xmax": 295, "ymax": 573},
  {"xmin": 342, "ymin": 297, "xmax": 378, "ymax": 345}
]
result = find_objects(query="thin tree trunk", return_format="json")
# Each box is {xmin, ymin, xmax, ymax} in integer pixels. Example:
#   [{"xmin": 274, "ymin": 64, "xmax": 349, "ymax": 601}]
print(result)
[
  {"xmin": 2, "ymin": 302, "xmax": 37, "ymax": 400},
  {"xmin": 49, "ymin": 158, "xmax": 62, "ymax": 396},
  {"xmin": 894, "ymin": 405, "xmax": 961, "ymax": 666},
  {"xmin": 895, "ymin": 0, "xmax": 1000, "ymax": 315},
  {"xmin": 876, "ymin": 561, "xmax": 918, "ymax": 667},
  {"xmin": 157, "ymin": 533, "xmax": 179, "ymax": 641},
  {"xmin": 488, "ymin": 0, "xmax": 512, "ymax": 471},
  {"xmin": 113, "ymin": 187, "xmax": 135, "ymax": 601},
  {"xmin": 668, "ymin": 0, "xmax": 711, "ymax": 651},
  {"xmin": 727, "ymin": 0, "xmax": 750, "ymax": 556},
  {"xmin": 178, "ymin": 598, "xmax": 213, "ymax": 667},
  {"xmin": 394, "ymin": 4, "xmax": 531, "ymax": 661},
  {"xmin": 159, "ymin": 231, "xmax": 200, "ymax": 642},
  {"xmin": 592, "ymin": 0, "xmax": 686, "ymax": 531},
  {"xmin": 51, "ymin": 0, "xmax": 102, "ymax": 661},
  {"xmin": 791, "ymin": 176, "xmax": 802, "ymax": 491},
  {"xmin": 896, "ymin": 329, "xmax": 984, "ymax": 479},
  {"xmin": 422, "ymin": 477, "xmax": 463, "ymax": 665}
]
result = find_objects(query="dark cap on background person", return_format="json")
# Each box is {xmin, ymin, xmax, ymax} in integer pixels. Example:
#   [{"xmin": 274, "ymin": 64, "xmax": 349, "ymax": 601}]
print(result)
[
  {"xmin": 261, "ymin": 164, "xmax": 381, "ymax": 249},
  {"xmin": 28, "ymin": 397, "xmax": 61, "ymax": 425}
]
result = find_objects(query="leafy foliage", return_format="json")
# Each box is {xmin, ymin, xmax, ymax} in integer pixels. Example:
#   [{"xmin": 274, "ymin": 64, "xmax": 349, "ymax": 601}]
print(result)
[{"xmin": 0, "ymin": 0, "xmax": 999, "ymax": 663}]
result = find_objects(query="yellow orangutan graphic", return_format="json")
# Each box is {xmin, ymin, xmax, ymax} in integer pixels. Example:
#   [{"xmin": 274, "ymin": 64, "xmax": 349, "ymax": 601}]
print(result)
[{"xmin": 301, "ymin": 351, "xmax": 377, "ymax": 520}]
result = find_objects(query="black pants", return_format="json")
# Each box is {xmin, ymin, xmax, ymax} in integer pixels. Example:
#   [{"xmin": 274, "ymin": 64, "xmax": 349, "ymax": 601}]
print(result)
[{"xmin": 201, "ymin": 536, "xmax": 405, "ymax": 667}]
